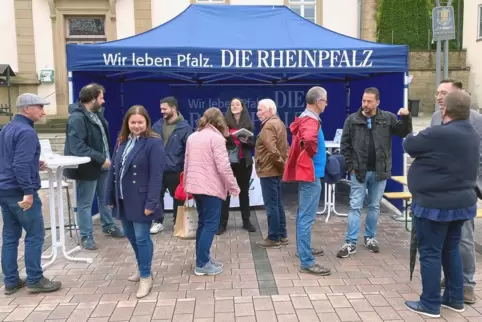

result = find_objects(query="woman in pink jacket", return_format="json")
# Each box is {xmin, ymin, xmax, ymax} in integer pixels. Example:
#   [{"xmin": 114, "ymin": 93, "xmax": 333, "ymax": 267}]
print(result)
[{"xmin": 184, "ymin": 107, "xmax": 240, "ymax": 276}]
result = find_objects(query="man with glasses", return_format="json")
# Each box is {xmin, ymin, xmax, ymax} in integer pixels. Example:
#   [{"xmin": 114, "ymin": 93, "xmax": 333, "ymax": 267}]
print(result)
[
  {"xmin": 430, "ymin": 79, "xmax": 482, "ymax": 304},
  {"xmin": 337, "ymin": 87, "xmax": 412, "ymax": 258}
]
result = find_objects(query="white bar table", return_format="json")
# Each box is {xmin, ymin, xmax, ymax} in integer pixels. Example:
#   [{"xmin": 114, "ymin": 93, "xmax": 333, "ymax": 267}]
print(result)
[
  {"xmin": 41, "ymin": 155, "xmax": 93, "ymax": 269},
  {"xmin": 317, "ymin": 141, "xmax": 348, "ymax": 222}
]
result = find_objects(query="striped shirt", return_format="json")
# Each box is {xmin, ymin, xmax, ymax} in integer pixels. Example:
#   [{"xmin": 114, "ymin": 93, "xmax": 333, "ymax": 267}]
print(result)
[{"xmin": 119, "ymin": 135, "xmax": 138, "ymax": 199}]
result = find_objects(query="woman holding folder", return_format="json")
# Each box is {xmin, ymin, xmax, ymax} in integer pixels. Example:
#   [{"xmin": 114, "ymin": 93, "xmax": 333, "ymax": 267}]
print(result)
[{"xmin": 217, "ymin": 98, "xmax": 256, "ymax": 235}]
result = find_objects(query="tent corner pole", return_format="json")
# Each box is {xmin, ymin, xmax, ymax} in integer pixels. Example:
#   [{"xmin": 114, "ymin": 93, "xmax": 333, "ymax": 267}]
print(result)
[
  {"xmin": 68, "ymin": 71, "xmax": 74, "ymax": 105},
  {"xmin": 345, "ymin": 78, "xmax": 351, "ymax": 117},
  {"xmin": 120, "ymin": 78, "xmax": 125, "ymax": 115},
  {"xmin": 404, "ymin": 72, "xmax": 409, "ymax": 109}
]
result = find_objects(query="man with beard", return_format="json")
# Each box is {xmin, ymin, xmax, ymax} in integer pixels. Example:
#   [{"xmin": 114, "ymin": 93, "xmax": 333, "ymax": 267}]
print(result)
[
  {"xmin": 64, "ymin": 84, "xmax": 124, "ymax": 250},
  {"xmin": 430, "ymin": 79, "xmax": 482, "ymax": 304},
  {"xmin": 338, "ymin": 87, "xmax": 412, "ymax": 258},
  {"xmin": 150, "ymin": 97, "xmax": 193, "ymax": 234}
]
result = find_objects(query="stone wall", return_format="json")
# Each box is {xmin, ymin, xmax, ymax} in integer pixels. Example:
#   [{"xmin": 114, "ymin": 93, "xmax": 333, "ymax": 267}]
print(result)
[{"xmin": 408, "ymin": 50, "xmax": 470, "ymax": 114}]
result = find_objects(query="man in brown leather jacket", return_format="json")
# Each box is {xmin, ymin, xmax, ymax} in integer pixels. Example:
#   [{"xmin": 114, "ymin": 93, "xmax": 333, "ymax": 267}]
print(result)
[{"xmin": 254, "ymin": 99, "xmax": 289, "ymax": 249}]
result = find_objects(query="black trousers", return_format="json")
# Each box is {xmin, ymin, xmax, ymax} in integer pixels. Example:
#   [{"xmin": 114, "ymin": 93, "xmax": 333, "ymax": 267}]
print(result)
[
  {"xmin": 220, "ymin": 159, "xmax": 252, "ymax": 228},
  {"xmin": 155, "ymin": 171, "xmax": 181, "ymax": 224}
]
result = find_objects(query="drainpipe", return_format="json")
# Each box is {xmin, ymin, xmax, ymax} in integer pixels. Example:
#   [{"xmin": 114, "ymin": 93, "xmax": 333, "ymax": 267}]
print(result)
[{"xmin": 357, "ymin": 0, "xmax": 362, "ymax": 39}]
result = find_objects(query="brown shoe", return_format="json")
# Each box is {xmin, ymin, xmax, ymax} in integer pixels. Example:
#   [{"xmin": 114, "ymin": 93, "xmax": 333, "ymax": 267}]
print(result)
[
  {"xmin": 280, "ymin": 238, "xmax": 289, "ymax": 245},
  {"xmin": 296, "ymin": 248, "xmax": 324, "ymax": 258},
  {"xmin": 464, "ymin": 287, "xmax": 476, "ymax": 304},
  {"xmin": 300, "ymin": 263, "xmax": 331, "ymax": 276},
  {"xmin": 256, "ymin": 238, "xmax": 281, "ymax": 249}
]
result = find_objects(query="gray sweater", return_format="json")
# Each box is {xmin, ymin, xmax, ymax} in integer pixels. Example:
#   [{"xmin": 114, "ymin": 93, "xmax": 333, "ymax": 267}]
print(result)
[{"xmin": 431, "ymin": 109, "xmax": 482, "ymax": 197}]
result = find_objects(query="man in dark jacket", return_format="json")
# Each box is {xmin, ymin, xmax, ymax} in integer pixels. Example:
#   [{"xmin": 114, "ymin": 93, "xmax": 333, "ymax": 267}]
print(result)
[
  {"xmin": 0, "ymin": 93, "xmax": 61, "ymax": 294},
  {"xmin": 64, "ymin": 84, "xmax": 123, "ymax": 250},
  {"xmin": 150, "ymin": 96, "xmax": 192, "ymax": 234},
  {"xmin": 338, "ymin": 87, "xmax": 412, "ymax": 258},
  {"xmin": 403, "ymin": 90, "xmax": 479, "ymax": 318},
  {"xmin": 431, "ymin": 79, "xmax": 481, "ymax": 304}
]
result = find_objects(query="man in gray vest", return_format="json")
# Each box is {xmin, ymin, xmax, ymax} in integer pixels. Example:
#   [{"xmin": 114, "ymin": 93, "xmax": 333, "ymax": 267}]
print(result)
[{"xmin": 431, "ymin": 79, "xmax": 482, "ymax": 304}]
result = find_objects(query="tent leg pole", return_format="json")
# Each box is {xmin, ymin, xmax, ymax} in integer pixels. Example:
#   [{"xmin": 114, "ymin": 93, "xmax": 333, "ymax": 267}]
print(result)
[
  {"xmin": 68, "ymin": 71, "xmax": 73, "ymax": 105},
  {"xmin": 345, "ymin": 78, "xmax": 351, "ymax": 118},
  {"xmin": 120, "ymin": 80, "xmax": 125, "ymax": 115},
  {"xmin": 404, "ymin": 72, "xmax": 409, "ymax": 109}
]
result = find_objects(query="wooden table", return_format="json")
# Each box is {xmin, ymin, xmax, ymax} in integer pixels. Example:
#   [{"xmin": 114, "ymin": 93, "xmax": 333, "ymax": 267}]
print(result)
[
  {"xmin": 388, "ymin": 176, "xmax": 411, "ymax": 231},
  {"xmin": 391, "ymin": 176, "xmax": 407, "ymax": 186}
]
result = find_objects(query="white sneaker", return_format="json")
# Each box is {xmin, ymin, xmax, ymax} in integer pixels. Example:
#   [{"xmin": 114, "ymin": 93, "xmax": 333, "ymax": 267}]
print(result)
[{"xmin": 150, "ymin": 223, "xmax": 164, "ymax": 234}]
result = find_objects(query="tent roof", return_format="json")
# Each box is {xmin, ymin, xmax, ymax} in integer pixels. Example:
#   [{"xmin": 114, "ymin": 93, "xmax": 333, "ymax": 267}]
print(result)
[{"xmin": 67, "ymin": 4, "xmax": 408, "ymax": 84}]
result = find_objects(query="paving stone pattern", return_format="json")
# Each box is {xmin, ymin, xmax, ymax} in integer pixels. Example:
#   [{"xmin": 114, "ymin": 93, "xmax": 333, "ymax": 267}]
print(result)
[{"xmin": 1, "ymin": 185, "xmax": 482, "ymax": 321}]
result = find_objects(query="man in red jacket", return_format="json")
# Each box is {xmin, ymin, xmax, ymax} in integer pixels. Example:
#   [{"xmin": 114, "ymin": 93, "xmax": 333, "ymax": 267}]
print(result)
[{"xmin": 283, "ymin": 86, "xmax": 331, "ymax": 276}]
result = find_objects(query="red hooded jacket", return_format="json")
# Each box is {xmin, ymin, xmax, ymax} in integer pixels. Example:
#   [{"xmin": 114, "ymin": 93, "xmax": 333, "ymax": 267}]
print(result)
[{"xmin": 283, "ymin": 111, "xmax": 321, "ymax": 183}]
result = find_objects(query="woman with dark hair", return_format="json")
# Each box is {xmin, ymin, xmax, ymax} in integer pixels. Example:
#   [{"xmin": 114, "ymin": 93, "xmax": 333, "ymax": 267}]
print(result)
[
  {"xmin": 184, "ymin": 107, "xmax": 240, "ymax": 275},
  {"xmin": 217, "ymin": 98, "xmax": 256, "ymax": 235},
  {"xmin": 105, "ymin": 105, "xmax": 165, "ymax": 298}
]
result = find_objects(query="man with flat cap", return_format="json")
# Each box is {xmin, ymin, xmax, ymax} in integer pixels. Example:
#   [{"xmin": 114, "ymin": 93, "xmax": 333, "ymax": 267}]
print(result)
[{"xmin": 0, "ymin": 93, "xmax": 62, "ymax": 294}]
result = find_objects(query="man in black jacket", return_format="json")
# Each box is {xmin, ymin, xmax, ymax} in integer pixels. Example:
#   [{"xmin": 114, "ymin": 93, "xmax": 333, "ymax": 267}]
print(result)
[
  {"xmin": 338, "ymin": 87, "xmax": 412, "ymax": 258},
  {"xmin": 64, "ymin": 84, "xmax": 124, "ymax": 250}
]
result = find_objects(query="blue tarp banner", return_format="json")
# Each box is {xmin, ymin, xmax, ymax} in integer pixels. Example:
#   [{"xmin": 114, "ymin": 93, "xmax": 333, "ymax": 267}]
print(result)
[{"xmin": 66, "ymin": 5, "xmax": 409, "ymax": 78}]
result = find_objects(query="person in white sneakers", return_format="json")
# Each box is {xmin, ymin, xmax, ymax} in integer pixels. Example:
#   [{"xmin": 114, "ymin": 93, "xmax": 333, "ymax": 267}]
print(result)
[{"xmin": 150, "ymin": 97, "xmax": 192, "ymax": 234}]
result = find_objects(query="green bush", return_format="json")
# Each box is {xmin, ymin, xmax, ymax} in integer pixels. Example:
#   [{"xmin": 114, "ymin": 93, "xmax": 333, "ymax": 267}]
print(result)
[{"xmin": 377, "ymin": 0, "xmax": 463, "ymax": 50}]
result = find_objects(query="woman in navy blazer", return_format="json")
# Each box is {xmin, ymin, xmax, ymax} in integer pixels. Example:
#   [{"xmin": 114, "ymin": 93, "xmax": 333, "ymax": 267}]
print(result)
[{"xmin": 105, "ymin": 105, "xmax": 165, "ymax": 299}]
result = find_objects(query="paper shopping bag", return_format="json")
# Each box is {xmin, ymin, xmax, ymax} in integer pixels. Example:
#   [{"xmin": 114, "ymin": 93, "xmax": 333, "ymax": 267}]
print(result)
[{"xmin": 173, "ymin": 200, "xmax": 198, "ymax": 239}]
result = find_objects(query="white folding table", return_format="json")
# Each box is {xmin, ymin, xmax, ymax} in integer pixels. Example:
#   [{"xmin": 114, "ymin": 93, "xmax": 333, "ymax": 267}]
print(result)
[
  {"xmin": 41, "ymin": 155, "xmax": 93, "ymax": 269},
  {"xmin": 317, "ymin": 140, "xmax": 348, "ymax": 222}
]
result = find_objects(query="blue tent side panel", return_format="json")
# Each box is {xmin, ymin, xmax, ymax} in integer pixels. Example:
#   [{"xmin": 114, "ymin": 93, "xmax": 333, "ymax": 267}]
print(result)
[{"xmin": 66, "ymin": 4, "xmax": 408, "ymax": 76}]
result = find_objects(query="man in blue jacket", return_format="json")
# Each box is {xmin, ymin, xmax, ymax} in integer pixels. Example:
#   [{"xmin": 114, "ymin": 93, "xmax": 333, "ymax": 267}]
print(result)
[
  {"xmin": 150, "ymin": 97, "xmax": 193, "ymax": 234},
  {"xmin": 64, "ymin": 84, "xmax": 124, "ymax": 250},
  {"xmin": 0, "ymin": 93, "xmax": 62, "ymax": 294},
  {"xmin": 403, "ymin": 90, "xmax": 479, "ymax": 318}
]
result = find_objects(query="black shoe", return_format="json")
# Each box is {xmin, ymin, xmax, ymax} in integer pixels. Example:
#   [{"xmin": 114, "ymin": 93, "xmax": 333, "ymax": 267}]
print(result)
[
  {"xmin": 337, "ymin": 243, "xmax": 357, "ymax": 258},
  {"xmin": 4, "ymin": 278, "xmax": 26, "ymax": 295},
  {"xmin": 26, "ymin": 277, "xmax": 62, "ymax": 293},
  {"xmin": 216, "ymin": 226, "xmax": 226, "ymax": 235},
  {"xmin": 364, "ymin": 237, "xmax": 380, "ymax": 253},
  {"xmin": 242, "ymin": 221, "xmax": 256, "ymax": 232}
]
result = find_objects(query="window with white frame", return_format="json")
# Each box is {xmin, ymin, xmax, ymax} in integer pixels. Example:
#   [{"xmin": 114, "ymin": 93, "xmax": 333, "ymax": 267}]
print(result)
[
  {"xmin": 196, "ymin": 0, "xmax": 226, "ymax": 3},
  {"xmin": 478, "ymin": 5, "xmax": 482, "ymax": 40},
  {"xmin": 289, "ymin": 0, "xmax": 316, "ymax": 24},
  {"xmin": 65, "ymin": 16, "xmax": 107, "ymax": 44}
]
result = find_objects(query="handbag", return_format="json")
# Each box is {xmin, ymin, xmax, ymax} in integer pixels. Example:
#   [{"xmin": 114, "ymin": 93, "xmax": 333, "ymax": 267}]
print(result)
[
  {"xmin": 228, "ymin": 146, "xmax": 240, "ymax": 164},
  {"xmin": 174, "ymin": 172, "xmax": 193, "ymax": 201}
]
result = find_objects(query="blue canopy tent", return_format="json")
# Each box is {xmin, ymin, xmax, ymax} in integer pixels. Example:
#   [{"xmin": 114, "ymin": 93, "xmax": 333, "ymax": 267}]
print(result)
[{"xmin": 66, "ymin": 4, "xmax": 409, "ymax": 212}]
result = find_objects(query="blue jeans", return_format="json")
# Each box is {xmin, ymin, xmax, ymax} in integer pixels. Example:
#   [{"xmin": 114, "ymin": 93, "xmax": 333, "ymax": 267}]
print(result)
[
  {"xmin": 0, "ymin": 191, "xmax": 44, "ymax": 287},
  {"xmin": 416, "ymin": 217, "xmax": 465, "ymax": 313},
  {"xmin": 346, "ymin": 172, "xmax": 386, "ymax": 244},
  {"xmin": 77, "ymin": 170, "xmax": 115, "ymax": 238},
  {"xmin": 259, "ymin": 176, "xmax": 287, "ymax": 242},
  {"xmin": 119, "ymin": 203, "xmax": 153, "ymax": 278},
  {"xmin": 297, "ymin": 180, "xmax": 322, "ymax": 269},
  {"xmin": 194, "ymin": 194, "xmax": 222, "ymax": 268}
]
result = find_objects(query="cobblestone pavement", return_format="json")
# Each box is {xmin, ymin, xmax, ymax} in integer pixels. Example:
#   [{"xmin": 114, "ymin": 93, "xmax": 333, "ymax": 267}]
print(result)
[{"xmin": 0, "ymin": 184, "xmax": 482, "ymax": 321}]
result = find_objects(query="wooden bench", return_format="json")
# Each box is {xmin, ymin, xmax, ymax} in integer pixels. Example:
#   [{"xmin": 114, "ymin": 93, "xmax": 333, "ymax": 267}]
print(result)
[
  {"xmin": 384, "ymin": 192, "xmax": 412, "ymax": 231},
  {"xmin": 383, "ymin": 192, "xmax": 412, "ymax": 200}
]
